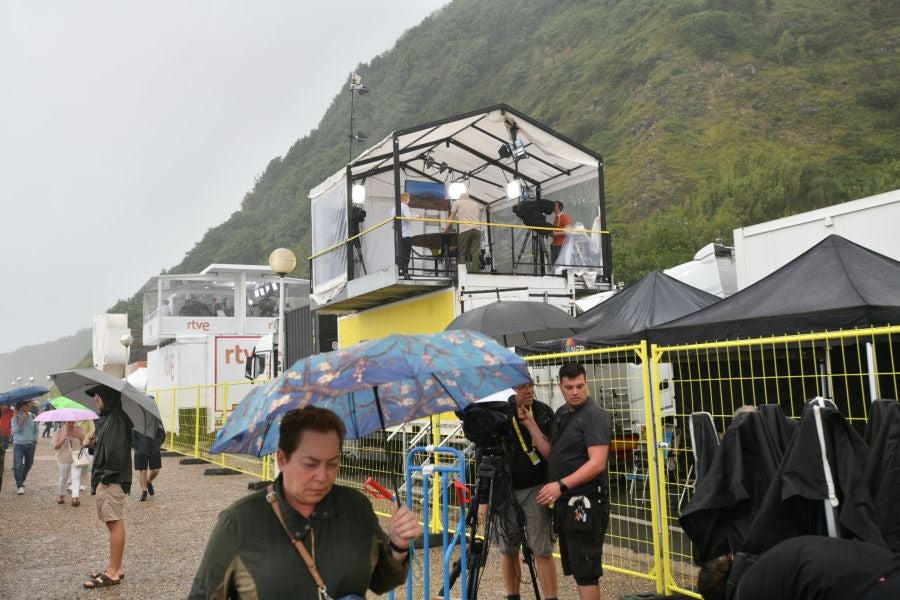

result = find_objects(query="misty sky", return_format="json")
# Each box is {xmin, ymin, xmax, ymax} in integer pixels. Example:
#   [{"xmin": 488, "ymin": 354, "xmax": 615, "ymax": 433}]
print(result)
[{"xmin": 0, "ymin": 0, "xmax": 448, "ymax": 354}]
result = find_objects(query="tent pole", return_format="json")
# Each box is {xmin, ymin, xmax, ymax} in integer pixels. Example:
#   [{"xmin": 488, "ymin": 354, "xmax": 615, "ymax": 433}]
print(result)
[{"xmin": 866, "ymin": 342, "xmax": 878, "ymax": 402}]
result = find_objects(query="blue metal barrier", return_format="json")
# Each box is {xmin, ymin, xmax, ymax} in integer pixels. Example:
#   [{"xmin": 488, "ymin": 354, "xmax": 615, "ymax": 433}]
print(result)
[{"xmin": 390, "ymin": 445, "xmax": 468, "ymax": 600}]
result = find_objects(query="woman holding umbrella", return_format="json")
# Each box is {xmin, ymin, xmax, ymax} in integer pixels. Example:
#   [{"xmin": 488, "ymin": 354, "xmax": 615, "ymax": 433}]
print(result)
[
  {"xmin": 52, "ymin": 420, "xmax": 86, "ymax": 506},
  {"xmin": 190, "ymin": 406, "xmax": 422, "ymax": 599}
]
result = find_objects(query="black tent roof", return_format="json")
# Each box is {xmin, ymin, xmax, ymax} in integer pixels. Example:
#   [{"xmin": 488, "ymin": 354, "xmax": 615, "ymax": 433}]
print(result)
[
  {"xmin": 649, "ymin": 235, "xmax": 900, "ymax": 345},
  {"xmin": 522, "ymin": 270, "xmax": 720, "ymax": 352}
]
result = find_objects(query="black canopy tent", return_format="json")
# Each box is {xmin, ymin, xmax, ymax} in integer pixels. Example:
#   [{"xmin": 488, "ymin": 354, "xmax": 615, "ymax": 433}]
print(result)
[
  {"xmin": 520, "ymin": 270, "xmax": 720, "ymax": 353},
  {"xmin": 649, "ymin": 235, "xmax": 900, "ymax": 345}
]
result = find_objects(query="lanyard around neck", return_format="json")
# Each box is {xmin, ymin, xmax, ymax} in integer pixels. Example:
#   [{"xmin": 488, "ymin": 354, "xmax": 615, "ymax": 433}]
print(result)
[{"xmin": 511, "ymin": 405, "xmax": 533, "ymax": 453}]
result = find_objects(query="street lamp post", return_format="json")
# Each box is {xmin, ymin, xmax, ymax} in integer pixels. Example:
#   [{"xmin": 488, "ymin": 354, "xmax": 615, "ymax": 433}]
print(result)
[
  {"xmin": 268, "ymin": 248, "xmax": 297, "ymax": 377},
  {"xmin": 120, "ymin": 333, "xmax": 134, "ymax": 379}
]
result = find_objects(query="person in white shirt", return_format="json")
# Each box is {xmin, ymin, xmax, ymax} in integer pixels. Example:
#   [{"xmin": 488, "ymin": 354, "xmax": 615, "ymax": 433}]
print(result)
[{"xmin": 392, "ymin": 192, "xmax": 414, "ymax": 277}]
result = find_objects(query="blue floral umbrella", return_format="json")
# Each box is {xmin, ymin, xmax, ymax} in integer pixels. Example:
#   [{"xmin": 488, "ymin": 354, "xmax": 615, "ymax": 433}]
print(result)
[
  {"xmin": 0, "ymin": 385, "xmax": 49, "ymax": 407},
  {"xmin": 210, "ymin": 330, "xmax": 531, "ymax": 456}
]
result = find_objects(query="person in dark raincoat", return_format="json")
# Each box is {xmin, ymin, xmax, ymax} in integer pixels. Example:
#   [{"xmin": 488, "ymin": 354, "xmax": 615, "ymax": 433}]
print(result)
[{"xmin": 82, "ymin": 385, "xmax": 133, "ymax": 589}]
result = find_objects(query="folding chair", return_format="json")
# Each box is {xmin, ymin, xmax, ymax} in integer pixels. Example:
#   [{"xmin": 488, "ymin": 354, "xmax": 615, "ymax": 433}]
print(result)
[{"xmin": 625, "ymin": 427, "xmax": 674, "ymax": 504}]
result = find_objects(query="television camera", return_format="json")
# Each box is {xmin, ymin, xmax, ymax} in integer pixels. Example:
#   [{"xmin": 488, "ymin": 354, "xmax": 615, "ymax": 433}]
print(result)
[
  {"xmin": 348, "ymin": 204, "xmax": 367, "ymax": 240},
  {"xmin": 442, "ymin": 400, "xmax": 541, "ymax": 599},
  {"xmin": 512, "ymin": 198, "xmax": 555, "ymax": 228},
  {"xmin": 512, "ymin": 198, "xmax": 555, "ymax": 274},
  {"xmin": 348, "ymin": 204, "xmax": 367, "ymax": 275}
]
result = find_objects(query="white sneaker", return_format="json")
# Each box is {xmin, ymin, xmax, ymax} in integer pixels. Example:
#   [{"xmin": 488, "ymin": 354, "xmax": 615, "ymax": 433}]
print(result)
[{"xmin": 16, "ymin": 487, "xmax": 24, "ymax": 495}]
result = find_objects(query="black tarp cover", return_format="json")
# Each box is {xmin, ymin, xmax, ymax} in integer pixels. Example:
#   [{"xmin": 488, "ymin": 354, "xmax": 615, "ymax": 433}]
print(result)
[
  {"xmin": 521, "ymin": 271, "xmax": 719, "ymax": 352},
  {"xmin": 738, "ymin": 400, "xmax": 886, "ymax": 556},
  {"xmin": 679, "ymin": 408, "xmax": 796, "ymax": 564},
  {"xmin": 649, "ymin": 235, "xmax": 900, "ymax": 345},
  {"xmin": 864, "ymin": 399, "xmax": 900, "ymax": 552}
]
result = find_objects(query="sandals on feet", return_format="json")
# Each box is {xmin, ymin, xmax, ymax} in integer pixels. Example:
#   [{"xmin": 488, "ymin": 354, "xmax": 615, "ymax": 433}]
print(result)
[
  {"xmin": 71, "ymin": 498, "xmax": 81, "ymax": 507},
  {"xmin": 89, "ymin": 570, "xmax": 123, "ymax": 581},
  {"xmin": 83, "ymin": 573, "xmax": 120, "ymax": 589}
]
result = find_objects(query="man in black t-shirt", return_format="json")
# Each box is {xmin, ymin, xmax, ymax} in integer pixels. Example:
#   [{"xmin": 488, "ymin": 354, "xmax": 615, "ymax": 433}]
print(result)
[
  {"xmin": 522, "ymin": 363, "xmax": 612, "ymax": 600},
  {"xmin": 486, "ymin": 381, "xmax": 559, "ymax": 600}
]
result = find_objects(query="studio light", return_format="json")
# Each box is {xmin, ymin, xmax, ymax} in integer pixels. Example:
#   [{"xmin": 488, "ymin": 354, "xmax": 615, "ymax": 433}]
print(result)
[
  {"xmin": 448, "ymin": 181, "xmax": 467, "ymax": 200},
  {"xmin": 498, "ymin": 139, "xmax": 528, "ymax": 160},
  {"xmin": 506, "ymin": 179, "xmax": 523, "ymax": 199},
  {"xmin": 351, "ymin": 183, "xmax": 366, "ymax": 204},
  {"xmin": 424, "ymin": 155, "xmax": 435, "ymax": 169}
]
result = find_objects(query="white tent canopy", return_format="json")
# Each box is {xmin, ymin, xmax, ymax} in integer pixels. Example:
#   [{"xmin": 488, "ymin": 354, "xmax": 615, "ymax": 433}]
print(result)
[{"xmin": 309, "ymin": 104, "xmax": 608, "ymax": 302}]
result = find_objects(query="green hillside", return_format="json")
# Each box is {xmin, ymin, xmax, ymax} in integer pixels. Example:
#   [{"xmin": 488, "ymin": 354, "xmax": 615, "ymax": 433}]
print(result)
[{"xmin": 113, "ymin": 0, "xmax": 898, "ymax": 358}]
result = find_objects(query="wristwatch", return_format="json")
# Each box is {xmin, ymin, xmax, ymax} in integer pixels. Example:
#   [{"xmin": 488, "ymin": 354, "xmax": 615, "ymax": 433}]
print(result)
[{"xmin": 558, "ymin": 479, "xmax": 569, "ymax": 494}]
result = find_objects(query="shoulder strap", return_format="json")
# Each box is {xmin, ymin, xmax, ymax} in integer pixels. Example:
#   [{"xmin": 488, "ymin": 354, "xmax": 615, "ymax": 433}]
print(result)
[{"xmin": 266, "ymin": 485, "xmax": 330, "ymax": 600}]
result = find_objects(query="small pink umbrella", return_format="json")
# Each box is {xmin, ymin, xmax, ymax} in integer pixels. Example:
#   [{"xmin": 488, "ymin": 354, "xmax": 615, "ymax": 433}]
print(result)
[{"xmin": 35, "ymin": 408, "xmax": 99, "ymax": 422}]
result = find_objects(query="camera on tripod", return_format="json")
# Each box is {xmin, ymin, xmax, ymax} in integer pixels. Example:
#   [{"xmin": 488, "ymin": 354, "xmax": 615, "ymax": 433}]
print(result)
[
  {"xmin": 444, "ymin": 398, "xmax": 543, "ymax": 600},
  {"xmin": 512, "ymin": 198, "xmax": 554, "ymax": 229},
  {"xmin": 349, "ymin": 204, "xmax": 367, "ymax": 240},
  {"xmin": 459, "ymin": 400, "xmax": 515, "ymax": 453}
]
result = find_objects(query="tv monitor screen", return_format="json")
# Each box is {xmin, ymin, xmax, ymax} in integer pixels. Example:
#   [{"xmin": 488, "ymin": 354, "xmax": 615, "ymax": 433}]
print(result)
[{"xmin": 405, "ymin": 180, "xmax": 451, "ymax": 211}]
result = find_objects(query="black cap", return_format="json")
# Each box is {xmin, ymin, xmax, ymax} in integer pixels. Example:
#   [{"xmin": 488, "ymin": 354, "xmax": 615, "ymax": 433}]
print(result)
[{"xmin": 85, "ymin": 385, "xmax": 105, "ymax": 399}]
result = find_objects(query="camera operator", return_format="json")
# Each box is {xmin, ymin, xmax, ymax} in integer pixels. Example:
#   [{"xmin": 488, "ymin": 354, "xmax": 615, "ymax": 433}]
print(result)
[
  {"xmin": 520, "ymin": 363, "xmax": 612, "ymax": 600},
  {"xmin": 480, "ymin": 382, "xmax": 559, "ymax": 600}
]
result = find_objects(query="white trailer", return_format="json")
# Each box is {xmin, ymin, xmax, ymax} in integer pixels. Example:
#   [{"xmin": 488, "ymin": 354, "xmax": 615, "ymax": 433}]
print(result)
[
  {"xmin": 146, "ymin": 333, "xmax": 262, "ymax": 433},
  {"xmin": 733, "ymin": 188, "xmax": 900, "ymax": 290}
]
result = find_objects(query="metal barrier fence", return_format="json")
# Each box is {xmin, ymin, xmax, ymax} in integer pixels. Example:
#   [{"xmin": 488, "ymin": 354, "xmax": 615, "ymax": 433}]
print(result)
[
  {"xmin": 151, "ymin": 380, "xmax": 273, "ymax": 480},
  {"xmin": 150, "ymin": 324, "xmax": 900, "ymax": 598},
  {"xmin": 652, "ymin": 325, "xmax": 900, "ymax": 598}
]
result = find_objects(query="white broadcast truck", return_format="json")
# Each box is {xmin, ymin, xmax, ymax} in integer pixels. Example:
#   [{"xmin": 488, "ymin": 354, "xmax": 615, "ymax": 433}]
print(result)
[{"xmin": 140, "ymin": 264, "xmax": 309, "ymax": 432}]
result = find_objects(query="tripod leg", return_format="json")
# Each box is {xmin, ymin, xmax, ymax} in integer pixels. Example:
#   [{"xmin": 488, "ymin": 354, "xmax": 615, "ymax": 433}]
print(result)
[
  {"xmin": 512, "ymin": 500, "xmax": 542, "ymax": 600},
  {"xmin": 353, "ymin": 242, "xmax": 367, "ymax": 275},
  {"xmin": 514, "ymin": 232, "xmax": 532, "ymax": 274}
]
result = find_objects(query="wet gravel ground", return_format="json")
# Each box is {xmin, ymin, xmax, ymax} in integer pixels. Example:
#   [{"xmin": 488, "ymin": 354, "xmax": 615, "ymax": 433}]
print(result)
[{"xmin": 0, "ymin": 438, "xmax": 657, "ymax": 599}]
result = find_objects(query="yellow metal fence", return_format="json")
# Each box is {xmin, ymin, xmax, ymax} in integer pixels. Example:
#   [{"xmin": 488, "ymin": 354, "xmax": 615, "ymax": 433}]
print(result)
[{"xmin": 151, "ymin": 325, "xmax": 900, "ymax": 597}]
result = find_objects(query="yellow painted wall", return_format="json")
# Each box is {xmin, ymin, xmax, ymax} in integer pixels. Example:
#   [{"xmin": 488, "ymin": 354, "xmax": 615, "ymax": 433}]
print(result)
[{"xmin": 337, "ymin": 289, "xmax": 456, "ymax": 348}]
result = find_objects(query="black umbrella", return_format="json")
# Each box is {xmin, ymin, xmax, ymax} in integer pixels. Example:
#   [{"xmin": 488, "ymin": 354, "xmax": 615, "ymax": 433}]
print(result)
[
  {"xmin": 50, "ymin": 368, "xmax": 163, "ymax": 437},
  {"xmin": 445, "ymin": 300, "xmax": 582, "ymax": 347}
]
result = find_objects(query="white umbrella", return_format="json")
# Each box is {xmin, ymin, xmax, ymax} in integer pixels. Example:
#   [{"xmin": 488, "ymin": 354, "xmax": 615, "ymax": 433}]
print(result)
[{"xmin": 50, "ymin": 368, "xmax": 162, "ymax": 437}]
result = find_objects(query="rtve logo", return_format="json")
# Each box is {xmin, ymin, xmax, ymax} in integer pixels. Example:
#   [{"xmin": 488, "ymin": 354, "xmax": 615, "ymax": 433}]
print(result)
[{"xmin": 224, "ymin": 346, "xmax": 252, "ymax": 365}]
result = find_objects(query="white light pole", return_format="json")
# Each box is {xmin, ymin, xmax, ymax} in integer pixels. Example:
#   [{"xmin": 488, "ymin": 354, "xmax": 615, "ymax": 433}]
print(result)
[
  {"xmin": 348, "ymin": 72, "xmax": 370, "ymax": 162},
  {"xmin": 268, "ymin": 248, "xmax": 297, "ymax": 377},
  {"xmin": 120, "ymin": 333, "xmax": 134, "ymax": 379}
]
